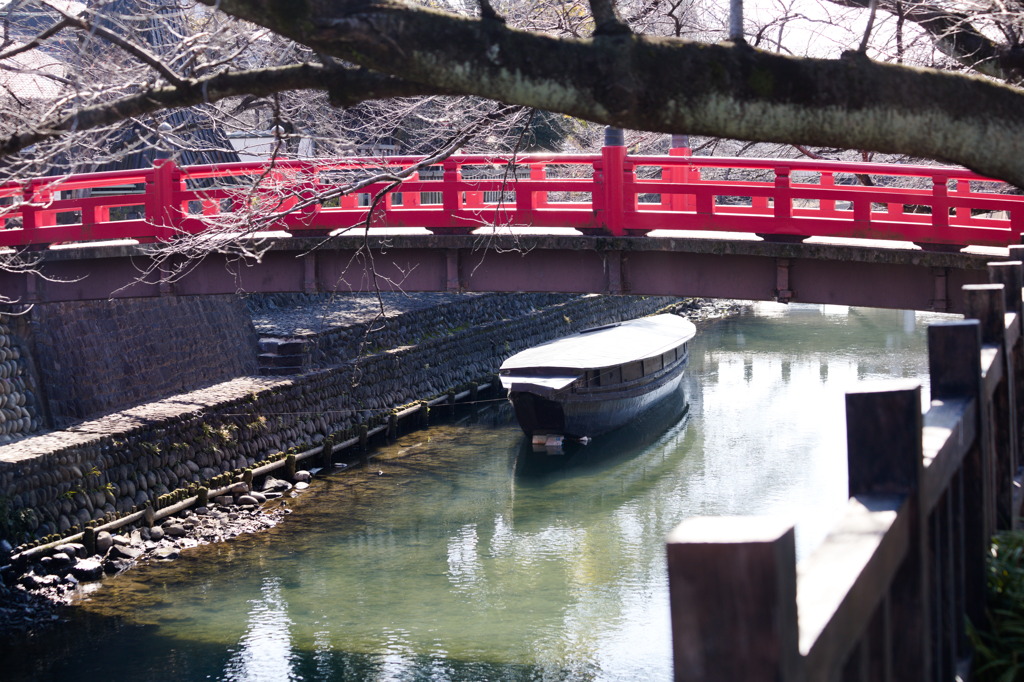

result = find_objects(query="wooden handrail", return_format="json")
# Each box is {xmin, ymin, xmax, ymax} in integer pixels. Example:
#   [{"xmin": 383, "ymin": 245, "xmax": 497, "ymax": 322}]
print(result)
[{"xmin": 665, "ymin": 262, "xmax": 1024, "ymax": 680}]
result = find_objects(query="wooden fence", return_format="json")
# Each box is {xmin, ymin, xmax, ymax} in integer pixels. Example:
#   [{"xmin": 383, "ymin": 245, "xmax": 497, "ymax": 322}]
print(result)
[{"xmin": 666, "ymin": 255, "xmax": 1024, "ymax": 681}]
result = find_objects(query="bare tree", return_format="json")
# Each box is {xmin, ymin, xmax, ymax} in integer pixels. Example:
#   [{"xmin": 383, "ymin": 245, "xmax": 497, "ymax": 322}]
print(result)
[{"xmin": 0, "ymin": 0, "xmax": 1022, "ymax": 191}]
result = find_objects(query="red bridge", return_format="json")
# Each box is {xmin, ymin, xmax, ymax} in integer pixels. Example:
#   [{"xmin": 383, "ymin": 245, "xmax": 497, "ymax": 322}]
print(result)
[{"xmin": 2, "ymin": 141, "xmax": 1023, "ymax": 312}]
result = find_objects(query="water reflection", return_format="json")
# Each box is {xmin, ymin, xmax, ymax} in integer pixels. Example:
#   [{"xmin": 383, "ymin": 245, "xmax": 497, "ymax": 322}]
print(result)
[
  {"xmin": 2, "ymin": 303, "xmax": 952, "ymax": 682},
  {"xmin": 223, "ymin": 577, "xmax": 299, "ymax": 682}
]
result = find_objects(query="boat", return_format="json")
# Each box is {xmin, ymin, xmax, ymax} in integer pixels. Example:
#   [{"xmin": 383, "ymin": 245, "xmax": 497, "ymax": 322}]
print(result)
[{"xmin": 498, "ymin": 313, "xmax": 697, "ymax": 446}]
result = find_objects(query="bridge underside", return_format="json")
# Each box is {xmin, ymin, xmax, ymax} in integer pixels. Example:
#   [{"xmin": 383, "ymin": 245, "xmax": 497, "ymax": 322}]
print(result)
[{"xmin": 0, "ymin": 235, "xmax": 998, "ymax": 313}]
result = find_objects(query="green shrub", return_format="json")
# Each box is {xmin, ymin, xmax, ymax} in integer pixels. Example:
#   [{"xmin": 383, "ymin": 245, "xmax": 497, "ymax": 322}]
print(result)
[{"xmin": 971, "ymin": 530, "xmax": 1024, "ymax": 681}]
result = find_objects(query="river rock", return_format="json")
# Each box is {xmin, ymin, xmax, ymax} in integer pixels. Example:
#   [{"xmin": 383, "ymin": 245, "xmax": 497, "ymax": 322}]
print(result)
[
  {"xmin": 236, "ymin": 495, "xmax": 258, "ymax": 507},
  {"xmin": 48, "ymin": 552, "xmax": 74, "ymax": 574},
  {"xmin": 152, "ymin": 547, "xmax": 180, "ymax": 561},
  {"xmin": 293, "ymin": 470, "xmax": 311, "ymax": 483},
  {"xmin": 94, "ymin": 531, "xmax": 113, "ymax": 556},
  {"xmin": 262, "ymin": 477, "xmax": 291, "ymax": 493},
  {"xmin": 149, "ymin": 526, "xmax": 165, "ymax": 541},
  {"xmin": 20, "ymin": 572, "xmax": 60, "ymax": 590},
  {"xmin": 294, "ymin": 481, "xmax": 309, "ymax": 491},
  {"xmin": 55, "ymin": 542, "xmax": 86, "ymax": 559},
  {"xmin": 103, "ymin": 558, "xmax": 132, "ymax": 575},
  {"xmin": 249, "ymin": 492, "xmax": 267, "ymax": 503},
  {"xmin": 107, "ymin": 544, "xmax": 142, "ymax": 561},
  {"xmin": 111, "ymin": 534, "xmax": 132, "ymax": 548},
  {"xmin": 71, "ymin": 558, "xmax": 103, "ymax": 581},
  {"xmin": 162, "ymin": 523, "xmax": 186, "ymax": 538}
]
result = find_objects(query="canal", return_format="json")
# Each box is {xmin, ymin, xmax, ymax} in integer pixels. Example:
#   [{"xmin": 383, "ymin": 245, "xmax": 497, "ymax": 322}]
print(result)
[{"xmin": 7, "ymin": 303, "xmax": 951, "ymax": 681}]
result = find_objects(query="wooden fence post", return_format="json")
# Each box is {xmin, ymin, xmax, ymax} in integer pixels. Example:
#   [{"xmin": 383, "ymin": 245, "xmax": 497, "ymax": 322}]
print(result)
[
  {"xmin": 964, "ymin": 283, "xmax": 1015, "ymax": 529},
  {"xmin": 928, "ymin": 320, "xmax": 987, "ymax": 651},
  {"xmin": 665, "ymin": 516, "xmax": 799, "ymax": 682},
  {"xmin": 988, "ymin": 259, "xmax": 1024, "ymax": 522},
  {"xmin": 846, "ymin": 382, "xmax": 928, "ymax": 681}
]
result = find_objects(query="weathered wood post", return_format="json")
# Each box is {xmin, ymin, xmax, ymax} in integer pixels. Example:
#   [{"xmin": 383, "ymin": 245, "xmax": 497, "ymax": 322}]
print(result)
[
  {"xmin": 964, "ymin": 283, "xmax": 1014, "ymax": 529},
  {"xmin": 927, "ymin": 320, "xmax": 986, "ymax": 672},
  {"xmin": 988, "ymin": 258, "xmax": 1024, "ymax": 521},
  {"xmin": 665, "ymin": 516, "xmax": 799, "ymax": 681},
  {"xmin": 387, "ymin": 412, "xmax": 398, "ymax": 441},
  {"xmin": 845, "ymin": 382, "xmax": 927, "ymax": 681},
  {"xmin": 320, "ymin": 436, "xmax": 334, "ymax": 469}
]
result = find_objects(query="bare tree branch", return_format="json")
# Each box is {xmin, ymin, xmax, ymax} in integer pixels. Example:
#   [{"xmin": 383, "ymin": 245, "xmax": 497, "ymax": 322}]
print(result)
[
  {"xmin": 825, "ymin": 0, "xmax": 1024, "ymax": 82},
  {"xmin": 194, "ymin": 0, "xmax": 1024, "ymax": 188},
  {"xmin": 0, "ymin": 17, "xmax": 73, "ymax": 61},
  {"xmin": 0, "ymin": 63, "xmax": 443, "ymax": 160},
  {"xmin": 40, "ymin": 0, "xmax": 187, "ymax": 88}
]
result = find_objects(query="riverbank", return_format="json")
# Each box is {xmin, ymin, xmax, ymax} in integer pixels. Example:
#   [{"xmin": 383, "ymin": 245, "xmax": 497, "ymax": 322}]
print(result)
[{"xmin": 0, "ymin": 295, "xmax": 745, "ymax": 639}]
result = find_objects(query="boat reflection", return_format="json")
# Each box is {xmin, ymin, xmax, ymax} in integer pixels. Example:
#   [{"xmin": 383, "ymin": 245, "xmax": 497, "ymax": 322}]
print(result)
[
  {"xmin": 514, "ymin": 384, "xmax": 690, "ymax": 475},
  {"xmin": 510, "ymin": 385, "xmax": 692, "ymax": 530}
]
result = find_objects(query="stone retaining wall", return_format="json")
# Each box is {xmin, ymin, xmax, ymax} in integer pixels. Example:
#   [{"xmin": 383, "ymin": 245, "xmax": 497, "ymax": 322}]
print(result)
[
  {"xmin": 0, "ymin": 294, "xmax": 678, "ymax": 549},
  {"xmin": 25, "ymin": 296, "xmax": 259, "ymax": 428},
  {"xmin": 0, "ymin": 315, "xmax": 43, "ymax": 445},
  {"xmin": 301, "ymin": 293, "xmax": 577, "ymax": 367}
]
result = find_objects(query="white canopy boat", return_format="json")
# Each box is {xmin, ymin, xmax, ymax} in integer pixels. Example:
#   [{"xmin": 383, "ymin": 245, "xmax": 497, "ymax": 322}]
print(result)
[{"xmin": 498, "ymin": 313, "xmax": 697, "ymax": 443}]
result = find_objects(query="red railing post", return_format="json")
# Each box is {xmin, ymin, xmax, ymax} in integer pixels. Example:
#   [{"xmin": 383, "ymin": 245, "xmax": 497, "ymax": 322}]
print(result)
[
  {"xmin": 514, "ymin": 162, "xmax": 534, "ymax": 219},
  {"xmin": 18, "ymin": 179, "xmax": 59, "ymax": 247},
  {"xmin": 531, "ymin": 162, "xmax": 548, "ymax": 209},
  {"xmin": 819, "ymin": 172, "xmax": 836, "ymax": 216},
  {"xmin": 404, "ymin": 171, "xmax": 422, "ymax": 208},
  {"xmin": 595, "ymin": 127, "xmax": 627, "ymax": 236},
  {"xmin": 774, "ymin": 166, "xmax": 792, "ymax": 221},
  {"xmin": 442, "ymin": 159, "xmax": 460, "ymax": 230},
  {"xmin": 282, "ymin": 161, "xmax": 324, "ymax": 233},
  {"xmin": 668, "ymin": 134, "xmax": 697, "ymax": 212},
  {"xmin": 932, "ymin": 175, "xmax": 949, "ymax": 234},
  {"xmin": 146, "ymin": 158, "xmax": 182, "ymax": 242},
  {"xmin": 18, "ymin": 182, "xmax": 39, "ymax": 246},
  {"xmin": 953, "ymin": 179, "xmax": 970, "ymax": 222}
]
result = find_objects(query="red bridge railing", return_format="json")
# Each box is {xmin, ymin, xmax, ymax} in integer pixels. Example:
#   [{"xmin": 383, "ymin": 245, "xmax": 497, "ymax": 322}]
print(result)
[{"xmin": 2, "ymin": 142, "xmax": 1023, "ymax": 249}]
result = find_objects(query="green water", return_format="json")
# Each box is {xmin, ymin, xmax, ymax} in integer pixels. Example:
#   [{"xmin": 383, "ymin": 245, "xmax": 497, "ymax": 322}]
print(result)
[{"xmin": 6, "ymin": 304, "xmax": 951, "ymax": 681}]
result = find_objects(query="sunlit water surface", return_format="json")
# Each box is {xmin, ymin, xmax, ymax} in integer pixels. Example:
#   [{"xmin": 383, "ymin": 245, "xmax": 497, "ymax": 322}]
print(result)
[{"xmin": 6, "ymin": 304, "xmax": 952, "ymax": 681}]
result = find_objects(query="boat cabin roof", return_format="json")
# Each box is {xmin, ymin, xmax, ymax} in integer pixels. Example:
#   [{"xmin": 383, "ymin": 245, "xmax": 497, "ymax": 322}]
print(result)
[{"xmin": 500, "ymin": 314, "xmax": 696, "ymax": 372}]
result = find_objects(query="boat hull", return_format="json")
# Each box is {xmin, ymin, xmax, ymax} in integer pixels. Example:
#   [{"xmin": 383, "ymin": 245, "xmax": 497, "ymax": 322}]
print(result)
[
  {"xmin": 500, "ymin": 313, "xmax": 696, "ymax": 441},
  {"xmin": 509, "ymin": 359, "xmax": 687, "ymax": 438}
]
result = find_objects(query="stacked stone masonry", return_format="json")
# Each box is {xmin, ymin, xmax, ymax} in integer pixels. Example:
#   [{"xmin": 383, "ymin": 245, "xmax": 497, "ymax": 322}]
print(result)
[
  {"xmin": 25, "ymin": 295, "xmax": 259, "ymax": 428},
  {"xmin": 0, "ymin": 293, "xmax": 677, "ymax": 547},
  {"xmin": 0, "ymin": 315, "xmax": 43, "ymax": 445}
]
